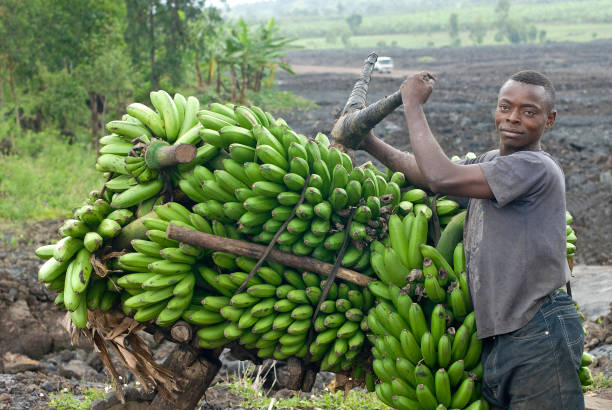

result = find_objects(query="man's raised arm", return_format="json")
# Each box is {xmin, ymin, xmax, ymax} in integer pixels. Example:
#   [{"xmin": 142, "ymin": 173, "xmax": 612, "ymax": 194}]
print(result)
[
  {"xmin": 399, "ymin": 72, "xmax": 493, "ymax": 199},
  {"xmin": 359, "ymin": 131, "xmax": 430, "ymax": 190}
]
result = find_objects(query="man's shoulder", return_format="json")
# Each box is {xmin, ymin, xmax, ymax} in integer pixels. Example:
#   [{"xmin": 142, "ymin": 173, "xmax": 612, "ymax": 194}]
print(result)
[{"xmin": 511, "ymin": 150, "xmax": 564, "ymax": 176}]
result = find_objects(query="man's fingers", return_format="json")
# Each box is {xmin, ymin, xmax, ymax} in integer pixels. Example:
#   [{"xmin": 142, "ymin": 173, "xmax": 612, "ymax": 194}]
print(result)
[{"xmin": 425, "ymin": 73, "xmax": 436, "ymax": 82}]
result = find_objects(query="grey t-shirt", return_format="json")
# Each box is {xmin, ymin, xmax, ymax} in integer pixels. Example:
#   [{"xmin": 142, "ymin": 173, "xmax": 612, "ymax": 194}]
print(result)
[{"xmin": 459, "ymin": 149, "xmax": 570, "ymax": 339}]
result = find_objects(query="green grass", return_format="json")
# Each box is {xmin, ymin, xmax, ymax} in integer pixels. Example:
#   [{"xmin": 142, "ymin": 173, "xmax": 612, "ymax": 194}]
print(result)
[
  {"xmin": 247, "ymin": 87, "xmax": 318, "ymax": 113},
  {"xmin": 226, "ymin": 375, "xmax": 388, "ymax": 409},
  {"xmin": 584, "ymin": 372, "xmax": 612, "ymax": 391},
  {"xmin": 279, "ymin": 0, "xmax": 612, "ymax": 39},
  {"xmin": 0, "ymin": 130, "xmax": 104, "ymax": 221},
  {"xmin": 49, "ymin": 387, "xmax": 105, "ymax": 410},
  {"xmin": 294, "ymin": 22, "xmax": 612, "ymax": 50},
  {"xmin": 219, "ymin": 361, "xmax": 390, "ymax": 409}
]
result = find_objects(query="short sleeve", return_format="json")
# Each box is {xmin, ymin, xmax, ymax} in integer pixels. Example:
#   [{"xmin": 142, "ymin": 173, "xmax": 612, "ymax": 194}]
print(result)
[
  {"xmin": 479, "ymin": 152, "xmax": 549, "ymax": 207},
  {"xmin": 451, "ymin": 151, "xmax": 494, "ymax": 207}
]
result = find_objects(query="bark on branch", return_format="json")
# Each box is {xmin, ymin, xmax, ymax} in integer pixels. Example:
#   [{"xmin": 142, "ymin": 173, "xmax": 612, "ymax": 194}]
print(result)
[
  {"xmin": 331, "ymin": 53, "xmax": 403, "ymax": 154},
  {"xmin": 166, "ymin": 224, "xmax": 374, "ymax": 288}
]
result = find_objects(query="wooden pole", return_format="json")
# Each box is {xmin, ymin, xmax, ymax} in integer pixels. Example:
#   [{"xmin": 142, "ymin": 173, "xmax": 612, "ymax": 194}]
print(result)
[
  {"xmin": 331, "ymin": 53, "xmax": 403, "ymax": 152},
  {"xmin": 166, "ymin": 224, "xmax": 374, "ymax": 288}
]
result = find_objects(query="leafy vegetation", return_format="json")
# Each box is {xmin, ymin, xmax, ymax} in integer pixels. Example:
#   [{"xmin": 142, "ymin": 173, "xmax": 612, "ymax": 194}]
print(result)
[
  {"xmin": 49, "ymin": 387, "xmax": 105, "ymax": 410},
  {"xmin": 0, "ymin": 1, "xmax": 301, "ymax": 147}
]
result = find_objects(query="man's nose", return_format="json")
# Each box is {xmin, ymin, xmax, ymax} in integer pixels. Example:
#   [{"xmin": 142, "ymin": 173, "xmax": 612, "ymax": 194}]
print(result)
[{"xmin": 506, "ymin": 108, "xmax": 520, "ymax": 123}]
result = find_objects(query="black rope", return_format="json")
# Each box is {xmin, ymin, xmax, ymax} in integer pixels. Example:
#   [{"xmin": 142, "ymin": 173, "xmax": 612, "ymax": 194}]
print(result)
[
  {"xmin": 429, "ymin": 194, "xmax": 441, "ymax": 246},
  {"xmin": 234, "ymin": 174, "xmax": 312, "ymax": 295},
  {"xmin": 304, "ymin": 207, "xmax": 357, "ymax": 364}
]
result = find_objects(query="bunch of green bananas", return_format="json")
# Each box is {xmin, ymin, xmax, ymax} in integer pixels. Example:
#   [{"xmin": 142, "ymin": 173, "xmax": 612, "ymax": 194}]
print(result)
[
  {"xmin": 105, "ymin": 203, "xmax": 373, "ymax": 373},
  {"xmin": 35, "ymin": 192, "xmax": 134, "ymax": 328},
  {"xmin": 34, "ymin": 88, "xmax": 587, "ymax": 408},
  {"xmin": 366, "ymin": 206, "xmax": 483, "ymax": 409},
  {"xmin": 566, "ymin": 211, "xmax": 577, "ymax": 258},
  {"xmin": 176, "ymin": 102, "xmax": 435, "ymax": 274},
  {"xmin": 97, "ymin": 90, "xmax": 216, "ymax": 209},
  {"xmin": 35, "ymin": 90, "xmax": 213, "ymax": 329},
  {"xmin": 365, "ymin": 204, "xmax": 588, "ymax": 409}
]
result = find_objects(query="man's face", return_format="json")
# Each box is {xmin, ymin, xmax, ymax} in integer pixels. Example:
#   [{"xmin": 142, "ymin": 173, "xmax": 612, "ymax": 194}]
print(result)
[{"xmin": 494, "ymin": 79, "xmax": 556, "ymax": 154}]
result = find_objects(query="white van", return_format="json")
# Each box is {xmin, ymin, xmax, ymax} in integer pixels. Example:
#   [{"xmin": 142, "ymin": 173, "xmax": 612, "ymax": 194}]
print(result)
[{"xmin": 374, "ymin": 57, "xmax": 394, "ymax": 73}]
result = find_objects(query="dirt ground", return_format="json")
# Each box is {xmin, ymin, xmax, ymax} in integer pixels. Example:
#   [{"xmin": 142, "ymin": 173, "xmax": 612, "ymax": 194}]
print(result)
[{"xmin": 0, "ymin": 40, "xmax": 611, "ymax": 408}]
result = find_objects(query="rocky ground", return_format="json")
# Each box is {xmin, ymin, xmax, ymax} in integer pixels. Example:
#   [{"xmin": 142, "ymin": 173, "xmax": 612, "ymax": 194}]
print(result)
[{"xmin": 1, "ymin": 40, "xmax": 611, "ymax": 408}]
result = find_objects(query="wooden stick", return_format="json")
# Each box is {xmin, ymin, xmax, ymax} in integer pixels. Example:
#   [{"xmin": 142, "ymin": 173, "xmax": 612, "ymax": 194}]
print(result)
[
  {"xmin": 166, "ymin": 224, "xmax": 374, "ymax": 288},
  {"xmin": 331, "ymin": 52, "xmax": 403, "ymax": 152}
]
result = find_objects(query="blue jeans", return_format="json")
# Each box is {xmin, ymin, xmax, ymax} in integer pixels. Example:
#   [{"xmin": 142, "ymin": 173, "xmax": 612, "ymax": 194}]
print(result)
[{"xmin": 481, "ymin": 290, "xmax": 585, "ymax": 410}]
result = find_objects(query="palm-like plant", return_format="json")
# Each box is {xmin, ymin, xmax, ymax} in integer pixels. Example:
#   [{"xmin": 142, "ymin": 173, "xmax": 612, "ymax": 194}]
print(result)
[{"xmin": 225, "ymin": 18, "xmax": 299, "ymax": 103}]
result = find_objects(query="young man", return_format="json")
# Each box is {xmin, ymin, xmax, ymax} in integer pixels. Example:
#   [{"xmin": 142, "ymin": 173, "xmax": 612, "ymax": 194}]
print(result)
[{"xmin": 358, "ymin": 70, "xmax": 584, "ymax": 409}]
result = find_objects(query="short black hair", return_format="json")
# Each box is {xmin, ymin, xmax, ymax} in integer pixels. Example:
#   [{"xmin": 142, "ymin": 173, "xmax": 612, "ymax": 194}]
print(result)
[{"xmin": 509, "ymin": 70, "xmax": 556, "ymax": 111}]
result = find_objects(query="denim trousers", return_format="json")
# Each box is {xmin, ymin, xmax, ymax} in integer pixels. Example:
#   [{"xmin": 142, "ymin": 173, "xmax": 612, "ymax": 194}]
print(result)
[{"xmin": 481, "ymin": 290, "xmax": 585, "ymax": 410}]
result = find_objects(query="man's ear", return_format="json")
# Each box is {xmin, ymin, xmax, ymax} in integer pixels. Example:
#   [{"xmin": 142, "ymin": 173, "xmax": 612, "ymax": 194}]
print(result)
[{"xmin": 545, "ymin": 110, "xmax": 557, "ymax": 129}]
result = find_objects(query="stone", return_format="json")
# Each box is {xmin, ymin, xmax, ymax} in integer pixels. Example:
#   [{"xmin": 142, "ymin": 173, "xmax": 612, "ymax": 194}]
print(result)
[
  {"xmin": 273, "ymin": 388, "xmax": 294, "ymax": 400},
  {"xmin": 47, "ymin": 362, "xmax": 57, "ymax": 373},
  {"xmin": 59, "ymin": 359, "xmax": 98, "ymax": 380},
  {"xmin": 7, "ymin": 289, "xmax": 17, "ymax": 302},
  {"xmin": 59, "ymin": 350, "xmax": 76, "ymax": 363},
  {"xmin": 2, "ymin": 352, "xmax": 41, "ymax": 374},
  {"xmin": 585, "ymin": 395, "xmax": 612, "ymax": 410},
  {"xmin": 41, "ymin": 380, "xmax": 56, "ymax": 392}
]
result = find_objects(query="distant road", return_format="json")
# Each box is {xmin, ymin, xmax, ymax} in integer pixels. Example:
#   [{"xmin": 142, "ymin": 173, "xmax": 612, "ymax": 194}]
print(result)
[{"xmin": 290, "ymin": 64, "xmax": 420, "ymax": 78}]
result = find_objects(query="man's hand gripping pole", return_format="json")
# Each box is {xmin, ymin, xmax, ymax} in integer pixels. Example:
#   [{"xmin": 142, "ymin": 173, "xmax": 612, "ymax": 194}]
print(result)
[{"xmin": 331, "ymin": 53, "xmax": 403, "ymax": 154}]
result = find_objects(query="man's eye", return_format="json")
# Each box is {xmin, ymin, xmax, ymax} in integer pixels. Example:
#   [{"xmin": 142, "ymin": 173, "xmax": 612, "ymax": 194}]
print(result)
[
  {"xmin": 524, "ymin": 110, "xmax": 536, "ymax": 116},
  {"xmin": 499, "ymin": 104, "xmax": 509, "ymax": 111}
]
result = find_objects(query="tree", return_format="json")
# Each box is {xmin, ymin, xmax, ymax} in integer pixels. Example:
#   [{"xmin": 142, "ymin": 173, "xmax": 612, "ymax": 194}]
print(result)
[
  {"xmin": 76, "ymin": 45, "xmax": 135, "ymax": 149},
  {"xmin": 527, "ymin": 24, "xmax": 538, "ymax": 42},
  {"xmin": 449, "ymin": 13, "xmax": 460, "ymax": 46},
  {"xmin": 223, "ymin": 18, "xmax": 298, "ymax": 102},
  {"xmin": 493, "ymin": 0, "xmax": 536, "ymax": 45},
  {"xmin": 468, "ymin": 17, "xmax": 487, "ymax": 45},
  {"xmin": 187, "ymin": 6, "xmax": 224, "ymax": 90},
  {"xmin": 38, "ymin": 67, "xmax": 88, "ymax": 140},
  {"xmin": 539, "ymin": 30, "xmax": 547, "ymax": 43},
  {"xmin": 0, "ymin": 0, "xmax": 41, "ymax": 128},
  {"xmin": 495, "ymin": 0, "xmax": 510, "ymax": 17},
  {"xmin": 346, "ymin": 14, "xmax": 362, "ymax": 35},
  {"xmin": 124, "ymin": 0, "xmax": 205, "ymax": 90}
]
